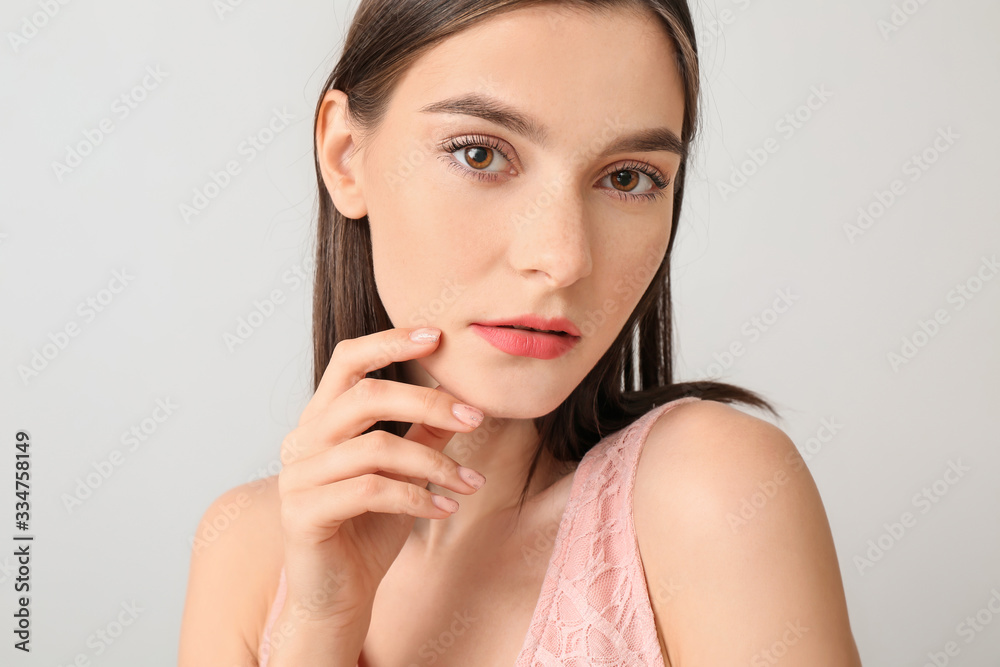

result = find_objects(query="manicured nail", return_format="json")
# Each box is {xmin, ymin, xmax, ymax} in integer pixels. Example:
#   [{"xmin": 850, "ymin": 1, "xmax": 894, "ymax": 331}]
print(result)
[
  {"xmin": 410, "ymin": 327, "xmax": 440, "ymax": 343},
  {"xmin": 431, "ymin": 494, "xmax": 459, "ymax": 513},
  {"xmin": 452, "ymin": 403, "xmax": 483, "ymax": 427},
  {"xmin": 457, "ymin": 466, "xmax": 486, "ymax": 490}
]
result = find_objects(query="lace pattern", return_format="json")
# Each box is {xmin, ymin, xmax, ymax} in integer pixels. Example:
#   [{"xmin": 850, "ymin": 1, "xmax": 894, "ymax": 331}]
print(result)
[
  {"xmin": 258, "ymin": 396, "xmax": 701, "ymax": 666},
  {"xmin": 514, "ymin": 396, "xmax": 700, "ymax": 666}
]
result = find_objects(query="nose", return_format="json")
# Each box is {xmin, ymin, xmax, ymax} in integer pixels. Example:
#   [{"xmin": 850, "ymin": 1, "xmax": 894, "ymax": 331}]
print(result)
[{"xmin": 507, "ymin": 182, "xmax": 593, "ymax": 288}]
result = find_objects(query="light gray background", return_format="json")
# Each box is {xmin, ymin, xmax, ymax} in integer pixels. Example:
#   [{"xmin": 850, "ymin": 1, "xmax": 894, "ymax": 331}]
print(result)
[{"xmin": 2, "ymin": 1, "xmax": 998, "ymax": 665}]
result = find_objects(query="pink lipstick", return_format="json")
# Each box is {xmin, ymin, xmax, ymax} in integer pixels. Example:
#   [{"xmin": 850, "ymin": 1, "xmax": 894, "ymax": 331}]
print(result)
[{"xmin": 470, "ymin": 314, "xmax": 581, "ymax": 359}]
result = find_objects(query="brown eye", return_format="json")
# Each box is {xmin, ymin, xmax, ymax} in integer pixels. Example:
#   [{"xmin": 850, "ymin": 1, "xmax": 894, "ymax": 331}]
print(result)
[
  {"xmin": 464, "ymin": 146, "xmax": 493, "ymax": 169},
  {"xmin": 611, "ymin": 170, "xmax": 639, "ymax": 192},
  {"xmin": 443, "ymin": 135, "xmax": 513, "ymax": 178},
  {"xmin": 598, "ymin": 162, "xmax": 667, "ymax": 201}
]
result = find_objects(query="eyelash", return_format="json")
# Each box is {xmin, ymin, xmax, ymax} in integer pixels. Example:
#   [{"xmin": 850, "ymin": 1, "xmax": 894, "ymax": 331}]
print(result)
[{"xmin": 439, "ymin": 134, "xmax": 671, "ymax": 202}]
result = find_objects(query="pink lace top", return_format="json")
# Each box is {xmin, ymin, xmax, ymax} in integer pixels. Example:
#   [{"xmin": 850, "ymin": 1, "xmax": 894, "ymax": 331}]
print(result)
[{"xmin": 258, "ymin": 396, "xmax": 701, "ymax": 666}]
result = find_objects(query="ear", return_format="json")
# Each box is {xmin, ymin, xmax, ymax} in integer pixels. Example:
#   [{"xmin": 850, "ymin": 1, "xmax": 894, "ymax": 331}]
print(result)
[{"xmin": 316, "ymin": 89, "xmax": 368, "ymax": 220}]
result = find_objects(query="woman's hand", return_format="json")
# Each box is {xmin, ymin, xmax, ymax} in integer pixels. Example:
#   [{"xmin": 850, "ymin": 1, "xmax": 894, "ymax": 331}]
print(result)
[{"xmin": 275, "ymin": 326, "xmax": 486, "ymax": 628}]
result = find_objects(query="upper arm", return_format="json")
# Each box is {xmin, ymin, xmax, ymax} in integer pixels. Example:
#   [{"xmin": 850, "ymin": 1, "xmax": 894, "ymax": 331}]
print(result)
[
  {"xmin": 178, "ymin": 475, "xmax": 284, "ymax": 667},
  {"xmin": 633, "ymin": 400, "xmax": 862, "ymax": 666}
]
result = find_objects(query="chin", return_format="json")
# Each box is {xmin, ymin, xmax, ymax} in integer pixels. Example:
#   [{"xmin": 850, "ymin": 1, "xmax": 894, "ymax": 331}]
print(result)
[{"xmin": 419, "ymin": 356, "xmax": 572, "ymax": 420}]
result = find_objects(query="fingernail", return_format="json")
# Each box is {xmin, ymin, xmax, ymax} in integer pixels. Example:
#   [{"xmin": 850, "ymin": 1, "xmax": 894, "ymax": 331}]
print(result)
[
  {"xmin": 452, "ymin": 403, "xmax": 484, "ymax": 427},
  {"xmin": 457, "ymin": 466, "xmax": 486, "ymax": 490},
  {"xmin": 431, "ymin": 494, "xmax": 459, "ymax": 513},
  {"xmin": 410, "ymin": 327, "xmax": 441, "ymax": 343}
]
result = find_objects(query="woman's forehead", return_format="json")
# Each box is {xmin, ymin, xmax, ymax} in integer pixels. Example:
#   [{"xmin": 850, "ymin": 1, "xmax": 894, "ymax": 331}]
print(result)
[{"xmin": 388, "ymin": 5, "xmax": 685, "ymax": 139}]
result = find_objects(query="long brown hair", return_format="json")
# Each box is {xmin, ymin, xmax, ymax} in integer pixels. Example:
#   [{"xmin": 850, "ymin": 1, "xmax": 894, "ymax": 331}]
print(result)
[{"xmin": 310, "ymin": 0, "xmax": 778, "ymax": 518}]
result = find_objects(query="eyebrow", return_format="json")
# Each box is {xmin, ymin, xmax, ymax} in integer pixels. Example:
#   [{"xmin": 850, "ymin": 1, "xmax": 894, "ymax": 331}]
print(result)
[{"xmin": 418, "ymin": 93, "xmax": 686, "ymax": 160}]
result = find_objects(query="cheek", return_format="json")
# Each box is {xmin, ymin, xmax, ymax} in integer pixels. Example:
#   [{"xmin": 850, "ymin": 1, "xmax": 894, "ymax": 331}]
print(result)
[
  {"xmin": 366, "ymin": 155, "xmax": 490, "ymax": 327},
  {"xmin": 589, "ymin": 230, "xmax": 669, "ymax": 336},
  {"xmin": 368, "ymin": 151, "xmax": 477, "ymax": 257}
]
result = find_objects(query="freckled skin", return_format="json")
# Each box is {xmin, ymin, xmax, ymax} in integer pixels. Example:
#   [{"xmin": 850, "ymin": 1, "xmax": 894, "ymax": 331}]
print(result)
[{"xmin": 316, "ymin": 4, "xmax": 685, "ymax": 556}]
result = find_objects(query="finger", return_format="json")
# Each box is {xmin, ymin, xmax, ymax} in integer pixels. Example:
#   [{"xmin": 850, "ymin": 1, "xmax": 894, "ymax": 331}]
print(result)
[
  {"xmin": 401, "ymin": 382, "xmax": 477, "ymax": 452},
  {"xmin": 281, "ymin": 475, "xmax": 459, "ymax": 537},
  {"xmin": 282, "ymin": 379, "xmax": 483, "ymax": 464},
  {"xmin": 280, "ymin": 430, "xmax": 484, "ymax": 495},
  {"xmin": 298, "ymin": 327, "xmax": 443, "ymax": 427}
]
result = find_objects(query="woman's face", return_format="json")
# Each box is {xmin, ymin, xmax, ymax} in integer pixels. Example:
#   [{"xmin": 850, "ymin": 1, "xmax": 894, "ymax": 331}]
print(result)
[{"xmin": 327, "ymin": 5, "xmax": 685, "ymax": 418}]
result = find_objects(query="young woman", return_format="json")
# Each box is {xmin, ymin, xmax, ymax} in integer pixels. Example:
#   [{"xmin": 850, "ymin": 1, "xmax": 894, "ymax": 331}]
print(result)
[{"xmin": 179, "ymin": 1, "xmax": 862, "ymax": 665}]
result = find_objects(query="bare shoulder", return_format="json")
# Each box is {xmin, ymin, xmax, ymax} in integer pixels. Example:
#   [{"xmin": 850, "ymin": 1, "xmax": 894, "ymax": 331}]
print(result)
[
  {"xmin": 178, "ymin": 474, "xmax": 285, "ymax": 667},
  {"xmin": 633, "ymin": 399, "xmax": 862, "ymax": 666},
  {"xmin": 637, "ymin": 398, "xmax": 800, "ymax": 493}
]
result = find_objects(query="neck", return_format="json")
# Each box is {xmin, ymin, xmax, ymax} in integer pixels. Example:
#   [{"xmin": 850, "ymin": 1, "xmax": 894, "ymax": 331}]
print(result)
[
  {"xmin": 411, "ymin": 415, "xmax": 573, "ymax": 553},
  {"xmin": 396, "ymin": 358, "xmax": 575, "ymax": 554}
]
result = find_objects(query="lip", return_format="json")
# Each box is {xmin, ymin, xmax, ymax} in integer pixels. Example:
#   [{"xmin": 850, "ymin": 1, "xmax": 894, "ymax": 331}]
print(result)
[
  {"xmin": 474, "ymin": 314, "xmax": 582, "ymax": 337},
  {"xmin": 470, "ymin": 316, "xmax": 581, "ymax": 360}
]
